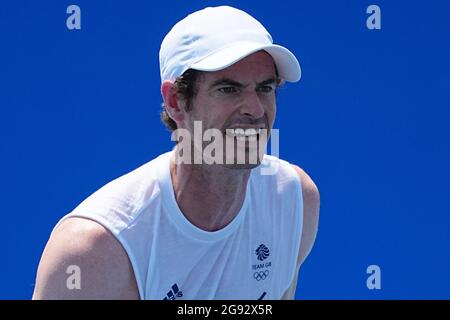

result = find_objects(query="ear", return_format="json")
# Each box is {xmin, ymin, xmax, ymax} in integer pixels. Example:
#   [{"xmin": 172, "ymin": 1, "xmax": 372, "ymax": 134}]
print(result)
[{"xmin": 161, "ymin": 80, "xmax": 185, "ymax": 124}]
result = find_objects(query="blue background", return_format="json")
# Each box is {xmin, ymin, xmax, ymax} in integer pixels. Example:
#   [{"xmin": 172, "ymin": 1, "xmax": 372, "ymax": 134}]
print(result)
[{"xmin": 1, "ymin": 0, "xmax": 449, "ymax": 299}]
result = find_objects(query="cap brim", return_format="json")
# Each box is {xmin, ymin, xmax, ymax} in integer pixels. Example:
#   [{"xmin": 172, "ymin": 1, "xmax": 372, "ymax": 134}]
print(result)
[{"xmin": 190, "ymin": 42, "xmax": 301, "ymax": 82}]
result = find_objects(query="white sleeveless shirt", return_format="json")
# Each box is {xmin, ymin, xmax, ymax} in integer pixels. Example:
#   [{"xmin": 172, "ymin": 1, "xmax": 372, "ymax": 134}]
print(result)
[{"xmin": 52, "ymin": 151, "xmax": 303, "ymax": 300}]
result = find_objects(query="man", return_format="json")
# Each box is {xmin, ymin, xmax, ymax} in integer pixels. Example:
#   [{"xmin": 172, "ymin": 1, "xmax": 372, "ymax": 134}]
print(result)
[{"xmin": 33, "ymin": 6, "xmax": 320, "ymax": 300}]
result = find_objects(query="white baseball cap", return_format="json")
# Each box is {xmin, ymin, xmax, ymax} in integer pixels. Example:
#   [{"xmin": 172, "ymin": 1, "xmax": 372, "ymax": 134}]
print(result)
[{"xmin": 159, "ymin": 6, "xmax": 301, "ymax": 83}]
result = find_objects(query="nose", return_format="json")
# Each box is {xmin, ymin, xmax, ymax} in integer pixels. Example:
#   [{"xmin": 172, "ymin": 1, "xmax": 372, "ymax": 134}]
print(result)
[{"xmin": 239, "ymin": 91, "xmax": 265, "ymax": 119}]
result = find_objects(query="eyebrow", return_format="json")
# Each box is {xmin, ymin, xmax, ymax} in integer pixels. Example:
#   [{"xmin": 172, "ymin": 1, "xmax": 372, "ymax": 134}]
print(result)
[
  {"xmin": 209, "ymin": 78, "xmax": 245, "ymax": 90},
  {"xmin": 257, "ymin": 78, "xmax": 279, "ymax": 87},
  {"xmin": 208, "ymin": 77, "xmax": 279, "ymax": 90}
]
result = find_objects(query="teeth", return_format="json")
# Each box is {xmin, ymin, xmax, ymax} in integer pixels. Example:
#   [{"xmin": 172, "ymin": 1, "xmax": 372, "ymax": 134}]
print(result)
[
  {"xmin": 226, "ymin": 128, "xmax": 262, "ymax": 136},
  {"xmin": 245, "ymin": 128, "xmax": 258, "ymax": 136},
  {"xmin": 235, "ymin": 128, "xmax": 245, "ymax": 135}
]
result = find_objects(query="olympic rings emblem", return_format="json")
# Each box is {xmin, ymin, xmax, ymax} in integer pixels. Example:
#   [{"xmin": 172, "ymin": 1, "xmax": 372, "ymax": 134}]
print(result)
[{"xmin": 253, "ymin": 270, "xmax": 269, "ymax": 281}]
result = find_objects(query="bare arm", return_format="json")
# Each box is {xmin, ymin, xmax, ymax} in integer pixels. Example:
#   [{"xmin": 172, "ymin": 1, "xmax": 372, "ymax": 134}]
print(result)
[
  {"xmin": 282, "ymin": 165, "xmax": 320, "ymax": 299},
  {"xmin": 32, "ymin": 217, "xmax": 140, "ymax": 300}
]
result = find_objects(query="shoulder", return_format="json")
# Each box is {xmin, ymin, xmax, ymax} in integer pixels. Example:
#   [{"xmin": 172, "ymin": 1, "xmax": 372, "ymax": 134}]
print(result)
[
  {"xmin": 290, "ymin": 165, "xmax": 320, "ymax": 208},
  {"xmin": 290, "ymin": 164, "xmax": 320, "ymax": 265},
  {"xmin": 33, "ymin": 217, "xmax": 139, "ymax": 299}
]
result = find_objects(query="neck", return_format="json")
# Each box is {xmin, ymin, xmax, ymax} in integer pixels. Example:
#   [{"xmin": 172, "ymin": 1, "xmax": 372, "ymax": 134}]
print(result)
[{"xmin": 170, "ymin": 153, "xmax": 250, "ymax": 232}]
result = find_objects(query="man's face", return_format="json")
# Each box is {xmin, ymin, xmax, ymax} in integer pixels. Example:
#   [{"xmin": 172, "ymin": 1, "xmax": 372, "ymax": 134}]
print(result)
[{"xmin": 181, "ymin": 51, "xmax": 278, "ymax": 168}]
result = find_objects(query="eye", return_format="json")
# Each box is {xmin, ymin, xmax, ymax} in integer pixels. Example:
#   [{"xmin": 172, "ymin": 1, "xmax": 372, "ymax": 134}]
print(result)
[
  {"xmin": 257, "ymin": 85, "xmax": 274, "ymax": 93},
  {"xmin": 218, "ymin": 87, "xmax": 238, "ymax": 94}
]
